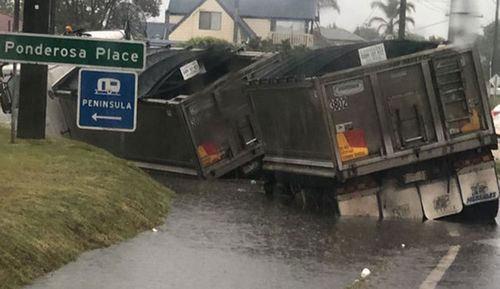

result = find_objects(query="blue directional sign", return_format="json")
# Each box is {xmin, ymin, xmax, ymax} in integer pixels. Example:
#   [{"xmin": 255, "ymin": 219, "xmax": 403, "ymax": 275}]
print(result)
[{"xmin": 77, "ymin": 69, "xmax": 138, "ymax": 132}]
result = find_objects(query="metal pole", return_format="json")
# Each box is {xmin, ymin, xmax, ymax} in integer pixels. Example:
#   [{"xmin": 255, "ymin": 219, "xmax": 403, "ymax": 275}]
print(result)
[
  {"xmin": 495, "ymin": 77, "xmax": 499, "ymax": 99},
  {"xmin": 17, "ymin": 0, "xmax": 50, "ymax": 139},
  {"xmin": 492, "ymin": 0, "xmax": 500, "ymax": 79},
  {"xmin": 448, "ymin": 0, "xmax": 457, "ymax": 42},
  {"xmin": 399, "ymin": 0, "xmax": 407, "ymax": 40},
  {"xmin": 233, "ymin": 0, "xmax": 240, "ymax": 44},
  {"xmin": 49, "ymin": 0, "xmax": 56, "ymax": 34},
  {"xmin": 13, "ymin": 0, "xmax": 20, "ymax": 32},
  {"xmin": 10, "ymin": 0, "xmax": 20, "ymax": 144}
]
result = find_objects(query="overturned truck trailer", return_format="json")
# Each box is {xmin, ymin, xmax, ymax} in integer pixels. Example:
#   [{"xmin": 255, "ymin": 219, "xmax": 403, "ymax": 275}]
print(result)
[
  {"xmin": 247, "ymin": 42, "xmax": 499, "ymax": 220},
  {"xmin": 51, "ymin": 48, "xmax": 277, "ymax": 178}
]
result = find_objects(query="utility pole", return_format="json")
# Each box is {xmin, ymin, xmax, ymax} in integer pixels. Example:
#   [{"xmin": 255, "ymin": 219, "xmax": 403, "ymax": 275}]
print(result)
[
  {"xmin": 448, "ymin": 0, "xmax": 483, "ymax": 44},
  {"xmin": 448, "ymin": 0, "xmax": 457, "ymax": 42},
  {"xmin": 13, "ymin": 0, "xmax": 20, "ymax": 32},
  {"xmin": 399, "ymin": 0, "xmax": 407, "ymax": 40},
  {"xmin": 492, "ymin": 0, "xmax": 500, "ymax": 78},
  {"xmin": 49, "ymin": 0, "xmax": 57, "ymax": 34},
  {"xmin": 233, "ymin": 0, "xmax": 240, "ymax": 44},
  {"xmin": 16, "ymin": 0, "xmax": 50, "ymax": 139}
]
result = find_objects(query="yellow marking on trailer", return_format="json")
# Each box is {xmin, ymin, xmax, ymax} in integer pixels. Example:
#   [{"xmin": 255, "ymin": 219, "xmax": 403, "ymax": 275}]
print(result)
[
  {"xmin": 336, "ymin": 131, "xmax": 369, "ymax": 162},
  {"xmin": 461, "ymin": 109, "xmax": 481, "ymax": 133}
]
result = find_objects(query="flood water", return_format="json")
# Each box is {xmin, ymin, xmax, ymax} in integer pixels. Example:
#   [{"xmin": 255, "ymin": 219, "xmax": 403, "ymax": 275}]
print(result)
[{"xmin": 23, "ymin": 174, "xmax": 500, "ymax": 289}]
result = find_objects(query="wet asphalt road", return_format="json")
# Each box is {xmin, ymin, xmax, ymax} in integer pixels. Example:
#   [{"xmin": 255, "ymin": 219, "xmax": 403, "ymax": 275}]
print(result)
[{"xmin": 20, "ymin": 174, "xmax": 500, "ymax": 289}]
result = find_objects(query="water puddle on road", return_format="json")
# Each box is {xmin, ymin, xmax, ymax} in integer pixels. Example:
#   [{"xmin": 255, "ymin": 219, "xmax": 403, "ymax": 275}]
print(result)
[{"xmin": 24, "ymin": 175, "xmax": 500, "ymax": 289}]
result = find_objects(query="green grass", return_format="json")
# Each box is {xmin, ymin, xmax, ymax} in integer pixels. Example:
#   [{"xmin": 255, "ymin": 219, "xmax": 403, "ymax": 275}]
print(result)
[{"xmin": 0, "ymin": 128, "xmax": 174, "ymax": 289}]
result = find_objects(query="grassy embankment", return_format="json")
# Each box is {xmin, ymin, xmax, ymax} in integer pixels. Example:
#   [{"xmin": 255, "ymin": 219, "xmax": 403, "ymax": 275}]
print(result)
[{"xmin": 0, "ymin": 127, "xmax": 174, "ymax": 289}]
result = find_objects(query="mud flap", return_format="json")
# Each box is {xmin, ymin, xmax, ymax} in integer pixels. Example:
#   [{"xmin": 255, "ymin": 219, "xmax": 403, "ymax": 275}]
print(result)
[
  {"xmin": 419, "ymin": 178, "xmax": 463, "ymax": 220},
  {"xmin": 380, "ymin": 180, "xmax": 423, "ymax": 219},
  {"xmin": 458, "ymin": 162, "xmax": 499, "ymax": 206},
  {"xmin": 337, "ymin": 188, "xmax": 380, "ymax": 217}
]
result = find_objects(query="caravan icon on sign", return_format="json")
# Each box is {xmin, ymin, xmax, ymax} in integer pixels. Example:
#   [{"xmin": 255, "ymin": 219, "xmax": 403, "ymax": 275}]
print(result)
[{"xmin": 96, "ymin": 78, "xmax": 121, "ymax": 96}]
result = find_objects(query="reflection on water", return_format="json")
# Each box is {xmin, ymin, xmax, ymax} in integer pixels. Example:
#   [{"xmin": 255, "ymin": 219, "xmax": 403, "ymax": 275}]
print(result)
[{"xmin": 163, "ymin": 176, "xmax": 498, "ymax": 259}]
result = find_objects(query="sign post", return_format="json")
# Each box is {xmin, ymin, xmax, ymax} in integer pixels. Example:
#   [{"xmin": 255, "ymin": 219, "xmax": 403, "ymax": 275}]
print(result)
[
  {"xmin": 77, "ymin": 69, "xmax": 138, "ymax": 132},
  {"xmin": 17, "ymin": 0, "xmax": 49, "ymax": 139}
]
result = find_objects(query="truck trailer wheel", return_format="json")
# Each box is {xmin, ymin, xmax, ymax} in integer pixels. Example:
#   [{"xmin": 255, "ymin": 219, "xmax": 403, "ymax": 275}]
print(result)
[
  {"xmin": 263, "ymin": 181, "xmax": 274, "ymax": 197},
  {"xmin": 274, "ymin": 182, "xmax": 295, "ymax": 205},
  {"xmin": 451, "ymin": 199, "xmax": 499, "ymax": 221},
  {"xmin": 464, "ymin": 200, "xmax": 498, "ymax": 220}
]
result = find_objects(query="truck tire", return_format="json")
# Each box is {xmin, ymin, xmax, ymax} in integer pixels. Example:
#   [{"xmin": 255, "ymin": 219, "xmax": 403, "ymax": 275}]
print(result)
[
  {"xmin": 274, "ymin": 182, "xmax": 295, "ymax": 205},
  {"xmin": 321, "ymin": 191, "xmax": 339, "ymax": 215},
  {"xmin": 473, "ymin": 199, "xmax": 498, "ymax": 220},
  {"xmin": 457, "ymin": 199, "xmax": 499, "ymax": 221},
  {"xmin": 483, "ymin": 200, "xmax": 499, "ymax": 219},
  {"xmin": 263, "ymin": 181, "xmax": 274, "ymax": 197}
]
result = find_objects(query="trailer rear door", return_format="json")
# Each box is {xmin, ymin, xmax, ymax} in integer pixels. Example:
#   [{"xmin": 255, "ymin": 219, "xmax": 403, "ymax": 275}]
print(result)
[
  {"xmin": 321, "ymin": 76, "xmax": 385, "ymax": 163},
  {"xmin": 319, "ymin": 48, "xmax": 493, "ymax": 177},
  {"xmin": 377, "ymin": 64, "xmax": 437, "ymax": 150}
]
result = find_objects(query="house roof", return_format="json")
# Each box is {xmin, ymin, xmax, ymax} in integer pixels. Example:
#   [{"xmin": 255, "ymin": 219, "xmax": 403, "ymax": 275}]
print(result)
[
  {"xmin": 168, "ymin": 0, "xmax": 317, "ymax": 20},
  {"xmin": 147, "ymin": 22, "xmax": 169, "ymax": 40},
  {"xmin": 319, "ymin": 27, "xmax": 366, "ymax": 42},
  {"xmin": 168, "ymin": 0, "xmax": 258, "ymax": 39},
  {"xmin": 168, "ymin": 0, "xmax": 203, "ymax": 15}
]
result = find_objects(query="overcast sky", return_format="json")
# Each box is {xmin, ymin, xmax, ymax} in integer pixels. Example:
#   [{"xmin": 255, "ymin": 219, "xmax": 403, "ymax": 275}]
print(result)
[{"xmin": 150, "ymin": 0, "xmax": 498, "ymax": 39}]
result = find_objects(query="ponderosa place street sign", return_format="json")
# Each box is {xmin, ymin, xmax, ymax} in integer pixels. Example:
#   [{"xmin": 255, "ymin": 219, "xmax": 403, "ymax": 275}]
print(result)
[{"xmin": 0, "ymin": 32, "xmax": 145, "ymax": 70}]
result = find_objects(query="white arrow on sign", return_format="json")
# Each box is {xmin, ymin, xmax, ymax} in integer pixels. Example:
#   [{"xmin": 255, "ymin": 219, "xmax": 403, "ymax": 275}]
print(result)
[{"xmin": 92, "ymin": 113, "xmax": 122, "ymax": 122}]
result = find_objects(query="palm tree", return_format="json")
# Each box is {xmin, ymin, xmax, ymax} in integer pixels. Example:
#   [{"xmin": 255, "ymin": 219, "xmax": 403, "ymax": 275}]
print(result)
[{"xmin": 368, "ymin": 0, "xmax": 415, "ymax": 37}]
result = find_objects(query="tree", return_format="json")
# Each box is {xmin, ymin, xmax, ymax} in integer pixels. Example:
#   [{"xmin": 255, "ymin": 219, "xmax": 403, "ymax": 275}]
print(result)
[
  {"xmin": 354, "ymin": 26, "xmax": 380, "ymax": 41},
  {"xmin": 406, "ymin": 33, "xmax": 425, "ymax": 41},
  {"xmin": 428, "ymin": 35, "xmax": 445, "ymax": 43},
  {"xmin": 317, "ymin": 0, "xmax": 339, "ymax": 28},
  {"xmin": 368, "ymin": 0, "xmax": 415, "ymax": 37},
  {"xmin": 477, "ymin": 22, "xmax": 497, "ymax": 77},
  {"xmin": 54, "ymin": 0, "xmax": 161, "ymax": 33},
  {"xmin": 318, "ymin": 0, "xmax": 339, "ymax": 12},
  {"xmin": 0, "ymin": 0, "xmax": 14, "ymax": 15},
  {"xmin": 184, "ymin": 37, "xmax": 235, "ymax": 50}
]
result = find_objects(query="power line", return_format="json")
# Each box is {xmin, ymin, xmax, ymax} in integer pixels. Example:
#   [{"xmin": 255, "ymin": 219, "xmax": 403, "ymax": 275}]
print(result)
[
  {"xmin": 420, "ymin": 0, "xmax": 447, "ymax": 5},
  {"xmin": 412, "ymin": 19, "xmax": 449, "ymax": 31},
  {"xmin": 421, "ymin": 0, "xmax": 449, "ymax": 9},
  {"xmin": 421, "ymin": 0, "xmax": 449, "ymax": 6},
  {"xmin": 417, "ymin": 0, "xmax": 448, "ymax": 13},
  {"xmin": 421, "ymin": 0, "xmax": 449, "ymax": 14}
]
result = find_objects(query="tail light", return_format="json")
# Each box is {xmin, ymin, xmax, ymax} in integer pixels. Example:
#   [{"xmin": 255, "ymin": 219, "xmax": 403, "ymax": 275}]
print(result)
[{"xmin": 197, "ymin": 143, "xmax": 223, "ymax": 167}]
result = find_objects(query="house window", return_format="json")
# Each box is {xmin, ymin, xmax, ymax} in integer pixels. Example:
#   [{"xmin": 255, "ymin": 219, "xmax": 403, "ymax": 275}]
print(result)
[{"xmin": 199, "ymin": 11, "xmax": 222, "ymax": 30}]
